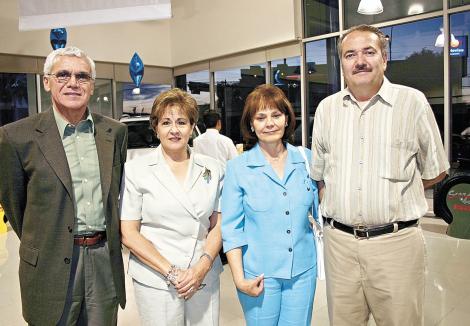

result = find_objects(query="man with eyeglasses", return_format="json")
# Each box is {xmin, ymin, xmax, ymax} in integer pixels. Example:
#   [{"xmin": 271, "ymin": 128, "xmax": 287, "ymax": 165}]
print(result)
[
  {"xmin": 311, "ymin": 25, "xmax": 449, "ymax": 326},
  {"xmin": 0, "ymin": 46, "xmax": 127, "ymax": 325}
]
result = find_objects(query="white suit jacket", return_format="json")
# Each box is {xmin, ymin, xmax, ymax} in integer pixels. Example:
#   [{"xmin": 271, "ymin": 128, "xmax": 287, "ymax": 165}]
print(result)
[{"xmin": 120, "ymin": 145, "xmax": 224, "ymax": 289}]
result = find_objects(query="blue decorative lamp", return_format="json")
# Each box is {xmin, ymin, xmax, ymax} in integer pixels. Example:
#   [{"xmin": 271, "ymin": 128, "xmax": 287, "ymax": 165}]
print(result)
[
  {"xmin": 129, "ymin": 53, "xmax": 144, "ymax": 95},
  {"xmin": 50, "ymin": 28, "xmax": 67, "ymax": 50}
]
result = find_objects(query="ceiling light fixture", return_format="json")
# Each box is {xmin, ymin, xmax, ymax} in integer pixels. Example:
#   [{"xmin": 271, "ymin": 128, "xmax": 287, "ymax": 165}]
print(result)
[
  {"xmin": 408, "ymin": 4, "xmax": 424, "ymax": 15},
  {"xmin": 357, "ymin": 0, "xmax": 383, "ymax": 15}
]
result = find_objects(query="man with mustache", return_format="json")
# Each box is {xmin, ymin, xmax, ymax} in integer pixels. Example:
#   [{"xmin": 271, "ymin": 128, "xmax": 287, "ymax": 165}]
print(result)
[
  {"xmin": 311, "ymin": 25, "xmax": 449, "ymax": 326},
  {"xmin": 0, "ymin": 46, "xmax": 127, "ymax": 325}
]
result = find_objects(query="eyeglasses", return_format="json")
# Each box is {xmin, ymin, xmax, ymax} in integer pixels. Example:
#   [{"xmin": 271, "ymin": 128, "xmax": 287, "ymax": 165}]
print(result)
[{"xmin": 47, "ymin": 70, "xmax": 93, "ymax": 84}]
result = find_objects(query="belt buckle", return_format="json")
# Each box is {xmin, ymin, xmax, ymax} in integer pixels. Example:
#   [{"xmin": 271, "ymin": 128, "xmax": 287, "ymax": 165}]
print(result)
[
  {"xmin": 353, "ymin": 224, "xmax": 369, "ymax": 239},
  {"xmin": 76, "ymin": 232, "xmax": 95, "ymax": 239}
]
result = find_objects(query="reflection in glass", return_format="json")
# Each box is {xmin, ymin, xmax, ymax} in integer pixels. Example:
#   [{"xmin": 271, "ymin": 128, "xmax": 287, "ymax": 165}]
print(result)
[
  {"xmin": 305, "ymin": 39, "xmax": 340, "ymax": 147},
  {"xmin": 449, "ymin": 0, "xmax": 470, "ymax": 8},
  {"xmin": 175, "ymin": 70, "xmax": 210, "ymax": 132},
  {"xmin": 450, "ymin": 11, "xmax": 470, "ymax": 166},
  {"xmin": 115, "ymin": 82, "xmax": 171, "ymax": 118},
  {"xmin": 215, "ymin": 65, "xmax": 266, "ymax": 145},
  {"xmin": 0, "ymin": 73, "xmax": 37, "ymax": 126},
  {"xmin": 344, "ymin": 0, "xmax": 442, "ymax": 28},
  {"xmin": 40, "ymin": 77, "xmax": 114, "ymax": 118},
  {"xmin": 271, "ymin": 57, "xmax": 302, "ymax": 145},
  {"xmin": 89, "ymin": 79, "xmax": 113, "ymax": 117},
  {"xmin": 380, "ymin": 18, "xmax": 444, "ymax": 141},
  {"xmin": 303, "ymin": 0, "xmax": 339, "ymax": 38}
]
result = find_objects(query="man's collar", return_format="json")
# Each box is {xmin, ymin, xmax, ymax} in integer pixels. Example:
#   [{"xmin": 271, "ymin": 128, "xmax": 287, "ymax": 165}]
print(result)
[
  {"xmin": 52, "ymin": 106, "xmax": 94, "ymax": 139},
  {"xmin": 342, "ymin": 77, "xmax": 393, "ymax": 106},
  {"xmin": 205, "ymin": 128, "xmax": 220, "ymax": 134},
  {"xmin": 375, "ymin": 77, "xmax": 394, "ymax": 105}
]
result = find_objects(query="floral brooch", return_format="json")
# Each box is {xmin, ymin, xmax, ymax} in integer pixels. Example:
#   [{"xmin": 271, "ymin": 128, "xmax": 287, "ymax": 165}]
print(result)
[{"xmin": 202, "ymin": 167, "xmax": 212, "ymax": 183}]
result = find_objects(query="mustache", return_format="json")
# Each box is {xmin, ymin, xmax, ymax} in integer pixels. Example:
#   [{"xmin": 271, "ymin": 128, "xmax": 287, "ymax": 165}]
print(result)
[{"xmin": 353, "ymin": 66, "xmax": 371, "ymax": 74}]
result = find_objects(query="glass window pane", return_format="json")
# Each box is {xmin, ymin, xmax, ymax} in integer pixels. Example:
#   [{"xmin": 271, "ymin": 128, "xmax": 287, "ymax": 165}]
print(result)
[
  {"xmin": 175, "ymin": 70, "xmax": 210, "ymax": 132},
  {"xmin": 40, "ymin": 78, "xmax": 113, "ymax": 118},
  {"xmin": 449, "ymin": 0, "xmax": 470, "ymax": 9},
  {"xmin": 450, "ymin": 11, "xmax": 470, "ymax": 166},
  {"xmin": 89, "ymin": 79, "xmax": 113, "ymax": 117},
  {"xmin": 345, "ymin": 0, "xmax": 442, "ymax": 28},
  {"xmin": 115, "ymin": 82, "xmax": 171, "ymax": 117},
  {"xmin": 215, "ymin": 65, "xmax": 266, "ymax": 146},
  {"xmin": 304, "ymin": 0, "xmax": 339, "ymax": 38},
  {"xmin": 0, "ymin": 73, "xmax": 37, "ymax": 126},
  {"xmin": 271, "ymin": 57, "xmax": 302, "ymax": 145},
  {"xmin": 305, "ymin": 39, "xmax": 341, "ymax": 147},
  {"xmin": 380, "ymin": 18, "xmax": 444, "ymax": 142}
]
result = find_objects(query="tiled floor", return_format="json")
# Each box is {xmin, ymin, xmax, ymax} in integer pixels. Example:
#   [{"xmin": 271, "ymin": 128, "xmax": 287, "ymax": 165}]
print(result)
[{"xmin": 1, "ymin": 217, "xmax": 469, "ymax": 326}]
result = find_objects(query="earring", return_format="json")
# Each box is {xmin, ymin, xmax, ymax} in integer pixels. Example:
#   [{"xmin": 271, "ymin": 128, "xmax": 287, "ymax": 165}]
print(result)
[
  {"xmin": 285, "ymin": 122, "xmax": 288, "ymax": 127},
  {"xmin": 156, "ymin": 134, "xmax": 160, "ymax": 139},
  {"xmin": 250, "ymin": 126, "xmax": 254, "ymax": 133}
]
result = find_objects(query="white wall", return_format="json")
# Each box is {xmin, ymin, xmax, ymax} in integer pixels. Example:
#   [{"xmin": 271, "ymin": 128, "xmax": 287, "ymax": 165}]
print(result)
[
  {"xmin": 169, "ymin": 0, "xmax": 299, "ymax": 66},
  {"xmin": 0, "ymin": 0, "xmax": 172, "ymax": 66},
  {"xmin": 0, "ymin": 0, "xmax": 299, "ymax": 67}
]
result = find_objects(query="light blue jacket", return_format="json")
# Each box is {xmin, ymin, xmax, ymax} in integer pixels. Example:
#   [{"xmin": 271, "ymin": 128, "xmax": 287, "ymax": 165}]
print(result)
[{"xmin": 221, "ymin": 143, "xmax": 319, "ymax": 279}]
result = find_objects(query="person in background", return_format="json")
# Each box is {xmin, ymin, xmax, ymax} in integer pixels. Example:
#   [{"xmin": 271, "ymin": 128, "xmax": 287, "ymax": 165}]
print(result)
[
  {"xmin": 193, "ymin": 110, "xmax": 238, "ymax": 265},
  {"xmin": 222, "ymin": 84, "xmax": 319, "ymax": 325},
  {"xmin": 0, "ymin": 46, "xmax": 127, "ymax": 325},
  {"xmin": 311, "ymin": 24, "xmax": 449, "ymax": 326},
  {"xmin": 193, "ymin": 111, "xmax": 238, "ymax": 165},
  {"xmin": 120, "ymin": 88, "xmax": 224, "ymax": 325}
]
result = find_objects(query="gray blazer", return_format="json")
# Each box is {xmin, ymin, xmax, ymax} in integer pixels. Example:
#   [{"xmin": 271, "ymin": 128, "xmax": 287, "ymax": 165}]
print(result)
[{"xmin": 0, "ymin": 109, "xmax": 127, "ymax": 325}]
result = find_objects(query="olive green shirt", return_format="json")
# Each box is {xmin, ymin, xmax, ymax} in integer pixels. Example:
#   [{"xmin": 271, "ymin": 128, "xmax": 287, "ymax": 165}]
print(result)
[{"xmin": 53, "ymin": 108, "xmax": 105, "ymax": 234}]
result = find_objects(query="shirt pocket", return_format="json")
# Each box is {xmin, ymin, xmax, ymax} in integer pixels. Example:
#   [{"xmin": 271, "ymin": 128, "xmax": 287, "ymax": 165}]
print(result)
[
  {"xmin": 245, "ymin": 195, "xmax": 271, "ymax": 212},
  {"xmin": 379, "ymin": 139, "xmax": 417, "ymax": 181}
]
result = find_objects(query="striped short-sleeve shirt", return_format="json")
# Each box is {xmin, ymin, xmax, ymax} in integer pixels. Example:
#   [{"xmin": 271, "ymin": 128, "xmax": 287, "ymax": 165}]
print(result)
[{"xmin": 311, "ymin": 78, "xmax": 449, "ymax": 225}]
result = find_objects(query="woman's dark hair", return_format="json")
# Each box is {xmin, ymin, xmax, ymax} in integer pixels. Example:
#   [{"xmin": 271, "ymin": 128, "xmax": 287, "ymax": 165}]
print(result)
[{"xmin": 240, "ymin": 84, "xmax": 296, "ymax": 147}]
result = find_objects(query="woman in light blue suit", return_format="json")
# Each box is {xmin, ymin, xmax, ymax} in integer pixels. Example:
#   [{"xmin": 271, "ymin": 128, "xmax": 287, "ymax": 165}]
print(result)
[{"xmin": 221, "ymin": 84, "xmax": 319, "ymax": 326}]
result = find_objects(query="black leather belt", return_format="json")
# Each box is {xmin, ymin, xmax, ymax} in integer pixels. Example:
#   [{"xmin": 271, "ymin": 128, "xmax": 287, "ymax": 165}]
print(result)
[
  {"xmin": 324, "ymin": 218, "xmax": 418, "ymax": 239},
  {"xmin": 74, "ymin": 231, "xmax": 106, "ymax": 246}
]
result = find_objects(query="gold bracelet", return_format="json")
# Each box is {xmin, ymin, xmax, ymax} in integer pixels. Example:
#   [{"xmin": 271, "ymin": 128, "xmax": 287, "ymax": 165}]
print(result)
[{"xmin": 200, "ymin": 252, "xmax": 214, "ymax": 266}]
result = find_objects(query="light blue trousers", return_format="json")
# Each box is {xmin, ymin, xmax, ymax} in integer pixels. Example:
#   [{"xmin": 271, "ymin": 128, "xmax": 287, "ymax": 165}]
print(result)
[{"xmin": 237, "ymin": 268, "xmax": 316, "ymax": 326}]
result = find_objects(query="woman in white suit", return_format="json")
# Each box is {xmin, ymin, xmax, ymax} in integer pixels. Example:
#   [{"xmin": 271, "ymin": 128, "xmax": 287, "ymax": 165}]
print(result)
[{"xmin": 120, "ymin": 88, "xmax": 224, "ymax": 326}]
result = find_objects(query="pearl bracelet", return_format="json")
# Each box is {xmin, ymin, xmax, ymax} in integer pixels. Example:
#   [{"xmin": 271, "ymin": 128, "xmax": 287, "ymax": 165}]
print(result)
[{"xmin": 165, "ymin": 265, "xmax": 179, "ymax": 286}]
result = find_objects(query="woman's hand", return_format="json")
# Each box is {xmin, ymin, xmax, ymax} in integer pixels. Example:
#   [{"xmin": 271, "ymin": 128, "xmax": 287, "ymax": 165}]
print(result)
[
  {"xmin": 175, "ymin": 260, "xmax": 211, "ymax": 300},
  {"xmin": 235, "ymin": 274, "xmax": 264, "ymax": 297}
]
